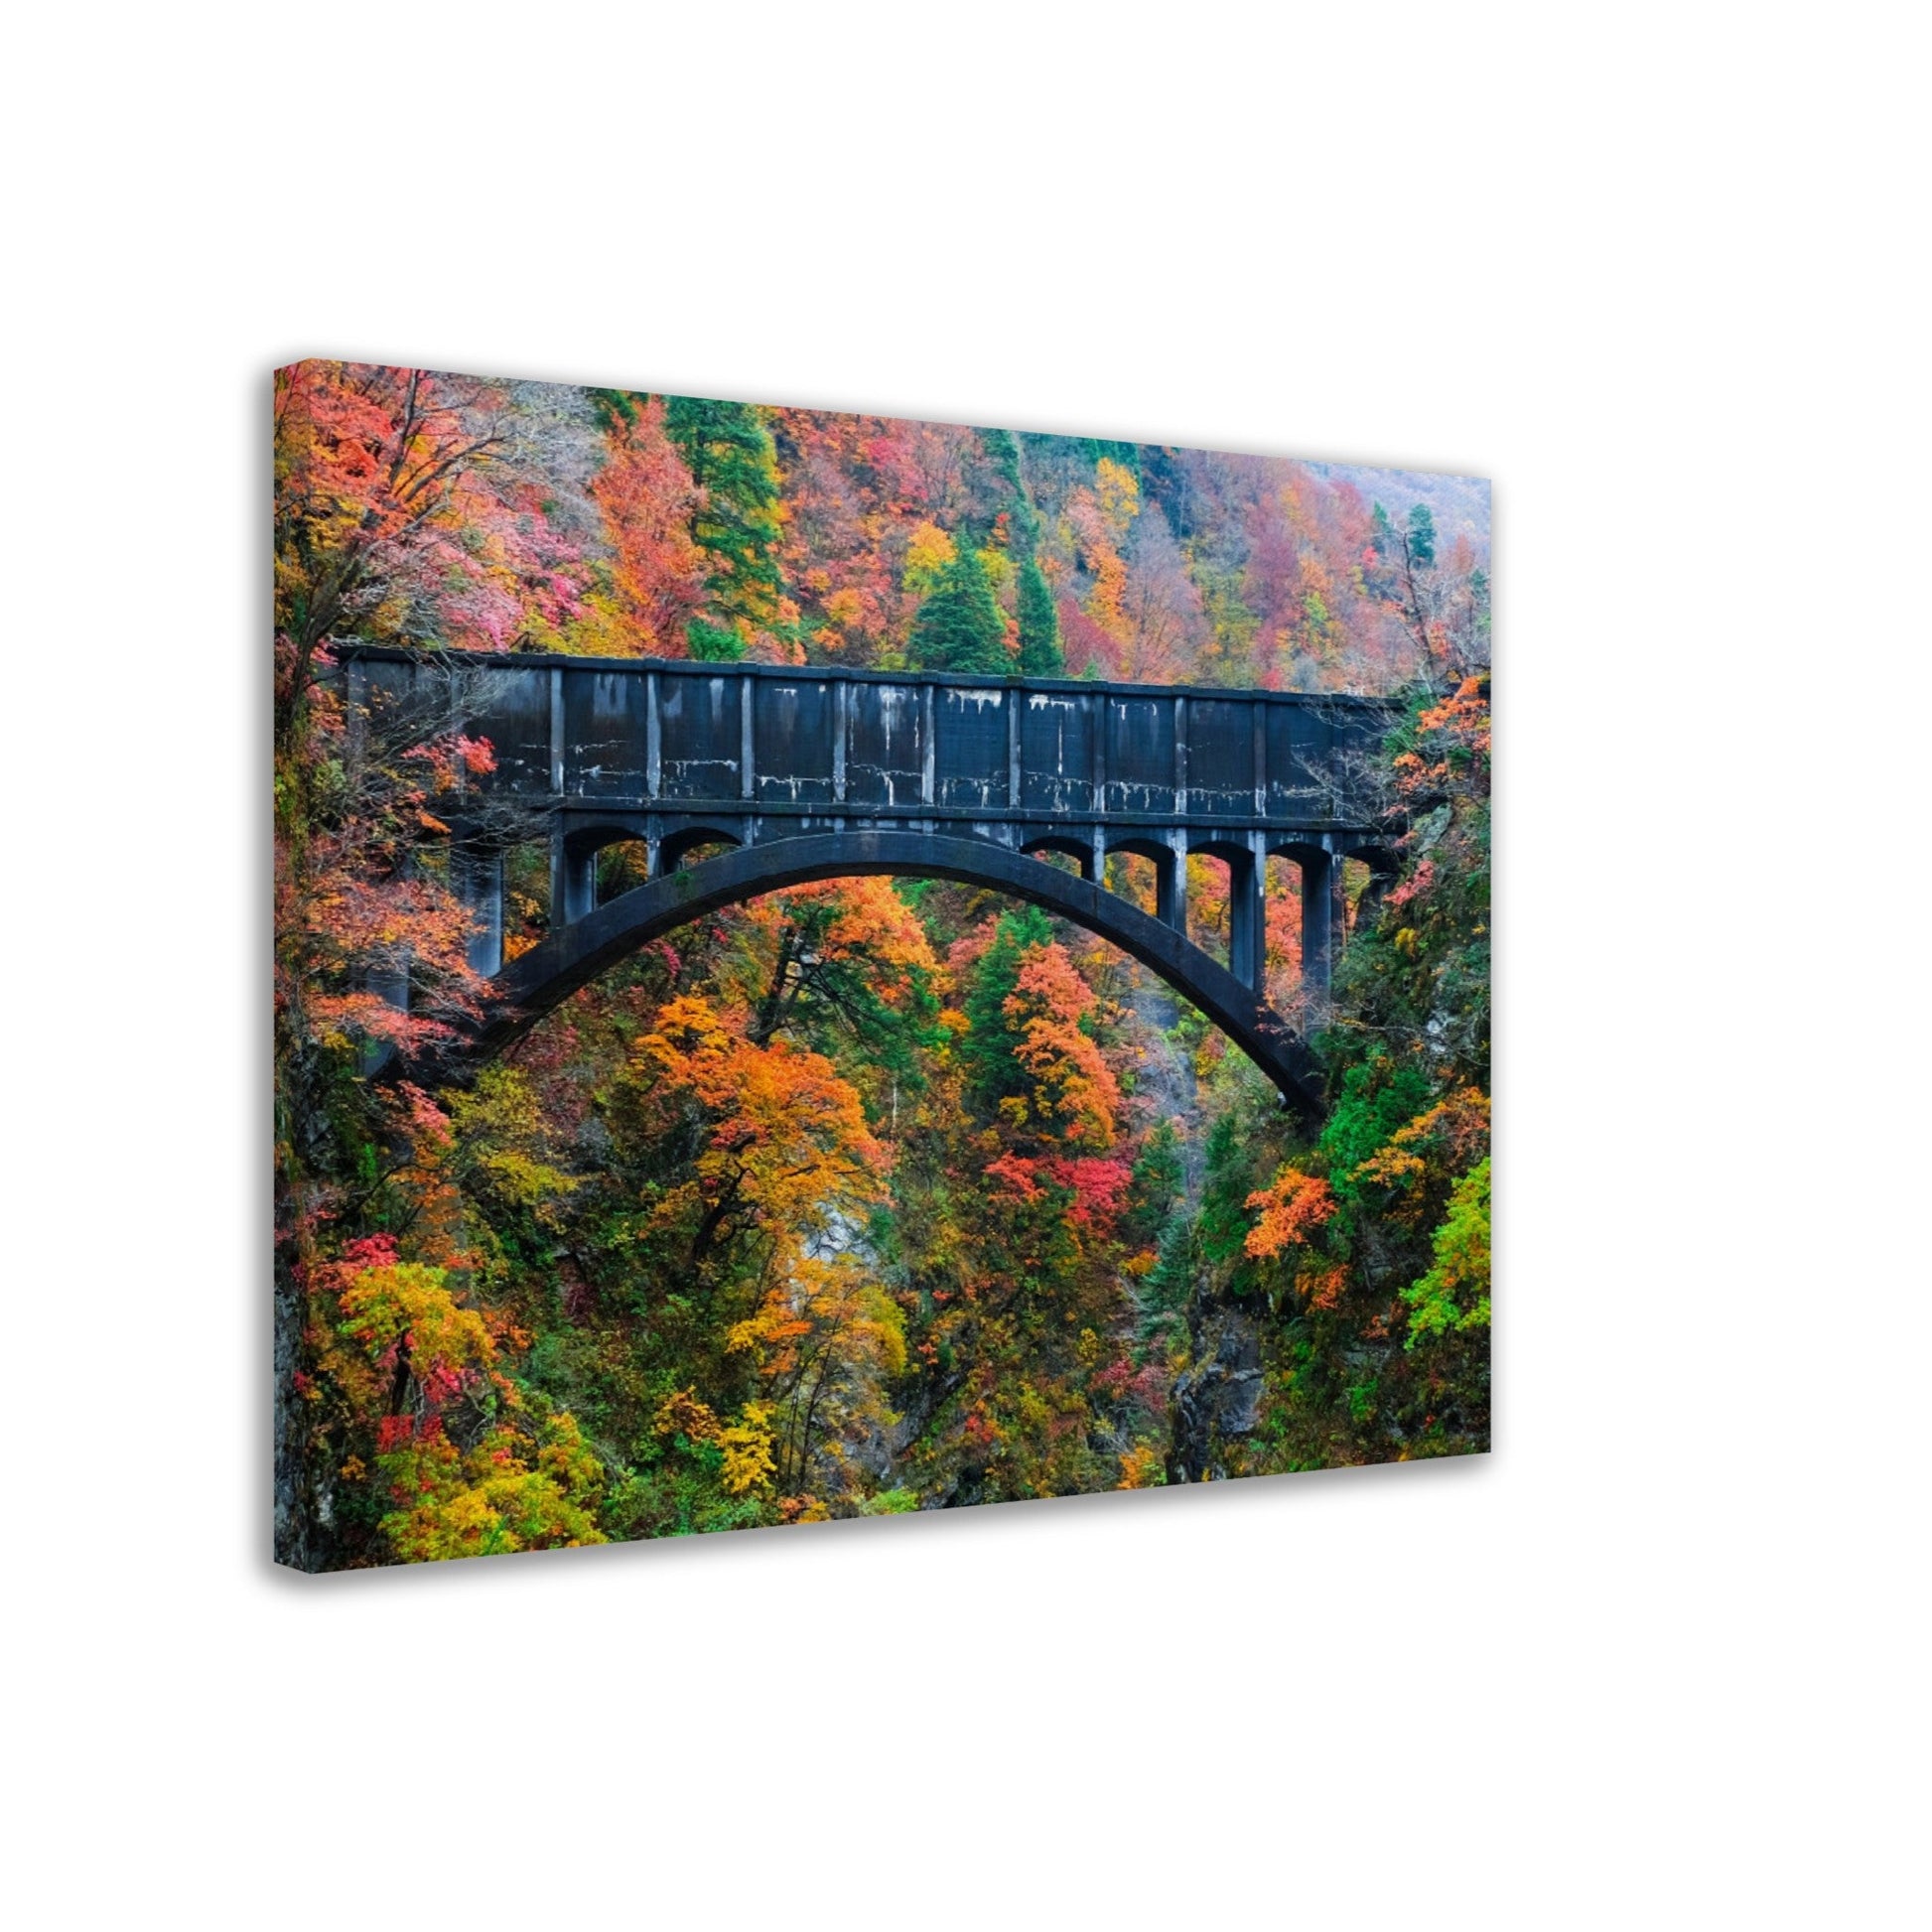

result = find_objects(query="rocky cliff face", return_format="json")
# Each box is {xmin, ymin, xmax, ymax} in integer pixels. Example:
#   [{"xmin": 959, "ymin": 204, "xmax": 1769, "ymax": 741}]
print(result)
[
  {"xmin": 1120, "ymin": 980, "xmax": 1267, "ymax": 1484},
  {"xmin": 1168, "ymin": 1290, "xmax": 1264, "ymax": 1482}
]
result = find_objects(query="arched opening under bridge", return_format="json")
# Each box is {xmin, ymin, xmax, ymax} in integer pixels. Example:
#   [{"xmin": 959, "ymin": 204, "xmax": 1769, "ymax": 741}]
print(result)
[{"xmin": 420, "ymin": 831, "xmax": 1331, "ymax": 1123}]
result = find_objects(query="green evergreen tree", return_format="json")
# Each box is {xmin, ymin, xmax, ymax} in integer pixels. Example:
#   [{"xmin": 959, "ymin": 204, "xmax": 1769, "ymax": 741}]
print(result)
[
  {"xmin": 1125, "ymin": 1117, "xmax": 1184, "ymax": 1244},
  {"xmin": 586, "ymin": 385, "xmax": 641, "ymax": 432},
  {"xmin": 979, "ymin": 425, "xmax": 1024, "ymax": 499},
  {"xmin": 1077, "ymin": 436, "xmax": 1142, "ymax": 475},
  {"xmin": 1196, "ymin": 1109, "xmax": 1264, "ymax": 1285},
  {"xmin": 1406, "ymin": 502, "xmax": 1437, "ymax": 569},
  {"xmin": 959, "ymin": 904, "xmax": 1054, "ymax": 1107},
  {"xmin": 909, "ymin": 540, "xmax": 1009, "ymax": 674},
  {"xmin": 1015, "ymin": 557, "xmax": 1064, "ymax": 676},
  {"xmin": 979, "ymin": 424, "xmax": 1041, "ymax": 555},
  {"xmin": 662, "ymin": 395, "xmax": 786, "ymax": 660}
]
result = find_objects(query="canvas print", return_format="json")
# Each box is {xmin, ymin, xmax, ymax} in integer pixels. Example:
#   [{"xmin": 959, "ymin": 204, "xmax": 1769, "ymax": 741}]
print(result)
[{"xmin": 273, "ymin": 363, "xmax": 1491, "ymax": 1571}]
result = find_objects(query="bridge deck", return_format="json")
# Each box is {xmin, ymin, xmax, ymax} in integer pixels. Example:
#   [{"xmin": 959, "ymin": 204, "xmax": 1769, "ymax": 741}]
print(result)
[{"xmin": 340, "ymin": 644, "xmax": 1391, "ymax": 829}]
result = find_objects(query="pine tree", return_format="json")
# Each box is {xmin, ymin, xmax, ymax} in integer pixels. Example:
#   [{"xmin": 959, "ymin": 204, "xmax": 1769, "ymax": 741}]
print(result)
[
  {"xmin": 1077, "ymin": 436, "xmax": 1142, "ymax": 475},
  {"xmin": 909, "ymin": 540, "xmax": 1009, "ymax": 674},
  {"xmin": 662, "ymin": 395, "xmax": 786, "ymax": 659},
  {"xmin": 980, "ymin": 424, "xmax": 1041, "ymax": 554},
  {"xmin": 1369, "ymin": 501, "xmax": 1395, "ymax": 558},
  {"xmin": 979, "ymin": 426, "xmax": 1024, "ymax": 499},
  {"xmin": 1406, "ymin": 502, "xmax": 1437, "ymax": 569},
  {"xmin": 959, "ymin": 905, "xmax": 1055, "ymax": 1108},
  {"xmin": 1015, "ymin": 557, "xmax": 1064, "ymax": 676}
]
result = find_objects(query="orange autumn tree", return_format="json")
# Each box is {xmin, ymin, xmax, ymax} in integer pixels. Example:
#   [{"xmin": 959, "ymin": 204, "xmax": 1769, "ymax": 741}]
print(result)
[
  {"xmin": 1003, "ymin": 943, "xmax": 1124, "ymax": 1152},
  {"xmin": 1244, "ymin": 1166, "xmax": 1341, "ymax": 1307},
  {"xmin": 571, "ymin": 396, "xmax": 708, "ymax": 655},
  {"xmin": 636, "ymin": 992, "xmax": 892, "ymax": 1256},
  {"xmin": 715, "ymin": 877, "xmax": 947, "ymax": 1112},
  {"xmin": 731, "ymin": 880, "xmax": 941, "ymax": 1031},
  {"xmin": 630, "ymin": 991, "xmax": 903, "ymax": 1506},
  {"xmin": 978, "ymin": 934, "xmax": 1134, "ymax": 1240}
]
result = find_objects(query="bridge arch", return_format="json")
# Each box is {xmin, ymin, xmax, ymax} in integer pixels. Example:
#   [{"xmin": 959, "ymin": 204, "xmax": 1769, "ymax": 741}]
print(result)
[
  {"xmin": 449, "ymin": 831, "xmax": 1327, "ymax": 1120},
  {"xmin": 656, "ymin": 821, "xmax": 745, "ymax": 871},
  {"xmin": 1017, "ymin": 829, "xmax": 1098, "ymax": 879}
]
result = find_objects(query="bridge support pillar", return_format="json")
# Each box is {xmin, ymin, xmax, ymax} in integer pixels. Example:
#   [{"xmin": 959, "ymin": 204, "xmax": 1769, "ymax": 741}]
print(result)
[
  {"xmin": 551, "ymin": 828, "xmax": 596, "ymax": 929},
  {"xmin": 1229, "ymin": 832, "xmax": 1268, "ymax": 993},
  {"xmin": 359, "ymin": 956, "xmax": 409, "ymax": 1074},
  {"xmin": 1351, "ymin": 846, "xmax": 1399, "ymax": 935},
  {"xmin": 1300, "ymin": 845, "xmax": 1346, "ymax": 1013},
  {"xmin": 359, "ymin": 841, "xmax": 412, "ymax": 1070},
  {"xmin": 453, "ymin": 845, "xmax": 504, "ymax": 979},
  {"xmin": 1157, "ymin": 829, "xmax": 1188, "ymax": 934}
]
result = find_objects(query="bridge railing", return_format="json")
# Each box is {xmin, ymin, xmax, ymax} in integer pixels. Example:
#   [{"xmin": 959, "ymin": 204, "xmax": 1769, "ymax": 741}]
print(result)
[{"xmin": 337, "ymin": 644, "xmax": 1393, "ymax": 830}]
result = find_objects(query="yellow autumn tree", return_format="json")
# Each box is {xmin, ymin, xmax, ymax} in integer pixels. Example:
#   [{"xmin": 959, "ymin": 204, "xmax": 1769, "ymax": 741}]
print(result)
[
  {"xmin": 1068, "ymin": 456, "xmax": 1141, "ymax": 647},
  {"xmin": 901, "ymin": 519, "xmax": 957, "ymax": 598}
]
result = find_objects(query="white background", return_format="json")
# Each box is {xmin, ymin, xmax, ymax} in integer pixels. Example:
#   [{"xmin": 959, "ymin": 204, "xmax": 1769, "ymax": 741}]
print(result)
[{"xmin": 4, "ymin": 5, "xmax": 1924, "ymax": 1925}]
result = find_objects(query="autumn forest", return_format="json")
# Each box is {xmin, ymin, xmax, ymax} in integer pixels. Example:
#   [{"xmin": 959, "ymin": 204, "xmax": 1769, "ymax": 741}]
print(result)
[{"xmin": 273, "ymin": 362, "xmax": 1492, "ymax": 1569}]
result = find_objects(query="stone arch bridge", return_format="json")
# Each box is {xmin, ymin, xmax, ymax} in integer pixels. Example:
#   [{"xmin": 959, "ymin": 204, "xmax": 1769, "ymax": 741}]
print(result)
[{"xmin": 342, "ymin": 646, "xmax": 1400, "ymax": 1121}]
